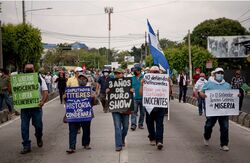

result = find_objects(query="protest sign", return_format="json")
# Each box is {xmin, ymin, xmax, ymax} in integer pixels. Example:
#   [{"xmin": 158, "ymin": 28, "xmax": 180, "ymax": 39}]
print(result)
[
  {"xmin": 205, "ymin": 89, "xmax": 239, "ymax": 116},
  {"xmin": 11, "ymin": 73, "xmax": 40, "ymax": 109},
  {"xmin": 107, "ymin": 77, "xmax": 133, "ymax": 112},
  {"xmin": 143, "ymin": 73, "xmax": 169, "ymax": 114},
  {"xmin": 65, "ymin": 86, "xmax": 93, "ymax": 122}
]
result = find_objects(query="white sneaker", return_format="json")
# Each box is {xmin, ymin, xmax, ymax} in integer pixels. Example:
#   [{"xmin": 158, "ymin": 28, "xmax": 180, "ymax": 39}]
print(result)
[
  {"xmin": 150, "ymin": 140, "xmax": 156, "ymax": 146},
  {"xmin": 204, "ymin": 139, "xmax": 209, "ymax": 146},
  {"xmin": 156, "ymin": 142, "xmax": 163, "ymax": 150},
  {"xmin": 220, "ymin": 146, "xmax": 229, "ymax": 151}
]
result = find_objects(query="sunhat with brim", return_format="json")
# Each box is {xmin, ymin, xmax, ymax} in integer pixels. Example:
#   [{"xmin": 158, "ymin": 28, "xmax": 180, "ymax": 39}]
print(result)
[
  {"xmin": 134, "ymin": 66, "xmax": 142, "ymax": 71},
  {"xmin": 78, "ymin": 72, "xmax": 88, "ymax": 81},
  {"xmin": 214, "ymin": 67, "xmax": 224, "ymax": 73},
  {"xmin": 114, "ymin": 68, "xmax": 125, "ymax": 73},
  {"xmin": 102, "ymin": 69, "xmax": 111, "ymax": 73}
]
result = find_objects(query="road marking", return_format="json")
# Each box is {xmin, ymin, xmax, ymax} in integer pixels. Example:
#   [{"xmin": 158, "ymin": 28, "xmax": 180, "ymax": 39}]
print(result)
[
  {"xmin": 230, "ymin": 121, "xmax": 250, "ymax": 132},
  {"xmin": 0, "ymin": 96, "xmax": 59, "ymax": 129}
]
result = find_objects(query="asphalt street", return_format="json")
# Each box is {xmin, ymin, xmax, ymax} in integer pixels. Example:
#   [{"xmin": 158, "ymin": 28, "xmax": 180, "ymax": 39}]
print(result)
[{"xmin": 0, "ymin": 97, "xmax": 250, "ymax": 163}]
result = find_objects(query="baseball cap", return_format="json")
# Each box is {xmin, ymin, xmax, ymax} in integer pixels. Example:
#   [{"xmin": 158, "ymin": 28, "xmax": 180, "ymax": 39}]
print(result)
[
  {"xmin": 114, "ymin": 68, "xmax": 125, "ymax": 73},
  {"xmin": 214, "ymin": 67, "xmax": 224, "ymax": 73},
  {"xmin": 150, "ymin": 66, "xmax": 160, "ymax": 72},
  {"xmin": 78, "ymin": 72, "xmax": 88, "ymax": 80},
  {"xmin": 75, "ymin": 67, "xmax": 83, "ymax": 72}
]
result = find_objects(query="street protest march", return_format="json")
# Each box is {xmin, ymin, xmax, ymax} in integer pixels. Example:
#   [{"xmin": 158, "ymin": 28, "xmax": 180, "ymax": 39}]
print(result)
[
  {"xmin": 142, "ymin": 73, "xmax": 169, "ymax": 114},
  {"xmin": 107, "ymin": 77, "xmax": 133, "ymax": 112},
  {"xmin": 65, "ymin": 86, "xmax": 92, "ymax": 122},
  {"xmin": 205, "ymin": 89, "xmax": 239, "ymax": 116},
  {"xmin": 11, "ymin": 73, "xmax": 40, "ymax": 109}
]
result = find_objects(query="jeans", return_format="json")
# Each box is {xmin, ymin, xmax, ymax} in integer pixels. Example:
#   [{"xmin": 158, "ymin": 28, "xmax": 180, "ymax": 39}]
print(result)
[
  {"xmin": 112, "ymin": 112, "xmax": 129, "ymax": 148},
  {"xmin": 146, "ymin": 108, "xmax": 165, "ymax": 144},
  {"xmin": 197, "ymin": 95, "xmax": 205, "ymax": 115},
  {"xmin": 179, "ymin": 86, "xmax": 187, "ymax": 102},
  {"xmin": 131, "ymin": 99, "xmax": 145, "ymax": 126},
  {"xmin": 0, "ymin": 91, "xmax": 12, "ymax": 112},
  {"xmin": 68, "ymin": 121, "xmax": 91, "ymax": 150},
  {"xmin": 204, "ymin": 116, "xmax": 229, "ymax": 147},
  {"xmin": 46, "ymin": 83, "xmax": 52, "ymax": 93},
  {"xmin": 21, "ymin": 108, "xmax": 43, "ymax": 149}
]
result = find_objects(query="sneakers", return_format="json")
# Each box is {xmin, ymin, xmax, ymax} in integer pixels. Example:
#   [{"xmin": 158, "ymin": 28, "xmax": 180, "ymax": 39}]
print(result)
[
  {"xmin": 203, "ymin": 138, "xmax": 209, "ymax": 146},
  {"xmin": 20, "ymin": 148, "xmax": 31, "ymax": 154},
  {"xmin": 150, "ymin": 140, "xmax": 156, "ymax": 146},
  {"xmin": 220, "ymin": 146, "xmax": 229, "ymax": 151},
  {"xmin": 37, "ymin": 138, "xmax": 43, "ymax": 148},
  {"xmin": 138, "ymin": 125, "xmax": 144, "ymax": 129},
  {"xmin": 84, "ymin": 145, "xmax": 92, "ymax": 150},
  {"xmin": 157, "ymin": 142, "xmax": 163, "ymax": 150},
  {"xmin": 66, "ymin": 149, "xmax": 75, "ymax": 154},
  {"xmin": 130, "ymin": 125, "xmax": 136, "ymax": 131},
  {"xmin": 115, "ymin": 147, "xmax": 122, "ymax": 152}
]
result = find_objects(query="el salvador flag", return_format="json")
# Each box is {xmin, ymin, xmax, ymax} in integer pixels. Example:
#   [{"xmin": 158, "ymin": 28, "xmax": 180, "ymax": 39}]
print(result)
[{"xmin": 147, "ymin": 20, "xmax": 170, "ymax": 72}]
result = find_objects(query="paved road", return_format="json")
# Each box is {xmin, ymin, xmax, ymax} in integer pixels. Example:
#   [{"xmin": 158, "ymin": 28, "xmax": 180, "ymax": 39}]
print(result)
[
  {"xmin": 0, "ymin": 97, "xmax": 250, "ymax": 163},
  {"xmin": 172, "ymin": 85, "xmax": 250, "ymax": 114}
]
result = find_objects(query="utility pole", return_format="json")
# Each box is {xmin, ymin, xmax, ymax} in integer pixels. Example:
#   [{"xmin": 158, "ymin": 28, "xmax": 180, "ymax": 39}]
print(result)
[
  {"xmin": 157, "ymin": 30, "xmax": 159, "ymax": 41},
  {"xmin": 188, "ymin": 30, "xmax": 193, "ymax": 85},
  {"xmin": 0, "ymin": 21, "xmax": 3, "ymax": 69},
  {"xmin": 145, "ymin": 31, "xmax": 147, "ymax": 56},
  {"xmin": 104, "ymin": 7, "xmax": 113, "ymax": 65},
  {"xmin": 22, "ymin": 0, "xmax": 26, "ymax": 24}
]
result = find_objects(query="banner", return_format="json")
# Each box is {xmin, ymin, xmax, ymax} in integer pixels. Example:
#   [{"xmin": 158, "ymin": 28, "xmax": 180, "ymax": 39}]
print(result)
[
  {"xmin": 143, "ymin": 73, "xmax": 169, "ymax": 114},
  {"xmin": 65, "ymin": 86, "xmax": 93, "ymax": 122},
  {"xmin": 107, "ymin": 77, "xmax": 133, "ymax": 113},
  {"xmin": 11, "ymin": 73, "xmax": 40, "ymax": 110},
  {"xmin": 205, "ymin": 90, "xmax": 239, "ymax": 116}
]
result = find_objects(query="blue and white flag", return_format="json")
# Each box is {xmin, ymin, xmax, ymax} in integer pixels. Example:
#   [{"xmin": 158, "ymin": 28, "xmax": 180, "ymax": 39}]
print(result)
[{"xmin": 147, "ymin": 20, "xmax": 170, "ymax": 72}]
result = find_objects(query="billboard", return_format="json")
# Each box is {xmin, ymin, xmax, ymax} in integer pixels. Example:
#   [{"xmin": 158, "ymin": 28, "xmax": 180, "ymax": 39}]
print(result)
[
  {"xmin": 207, "ymin": 35, "xmax": 250, "ymax": 58},
  {"xmin": 124, "ymin": 56, "xmax": 134, "ymax": 62}
]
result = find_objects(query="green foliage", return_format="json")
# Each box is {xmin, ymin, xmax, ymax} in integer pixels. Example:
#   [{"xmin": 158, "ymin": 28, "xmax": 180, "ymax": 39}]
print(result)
[
  {"xmin": 2, "ymin": 23, "xmax": 43, "ymax": 70},
  {"xmin": 130, "ymin": 46, "xmax": 142, "ymax": 63},
  {"xmin": 188, "ymin": 17, "xmax": 249, "ymax": 48}
]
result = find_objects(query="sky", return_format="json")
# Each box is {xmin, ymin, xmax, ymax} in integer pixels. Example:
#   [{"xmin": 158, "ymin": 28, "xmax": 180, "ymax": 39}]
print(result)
[{"xmin": 1, "ymin": 0, "xmax": 250, "ymax": 51}]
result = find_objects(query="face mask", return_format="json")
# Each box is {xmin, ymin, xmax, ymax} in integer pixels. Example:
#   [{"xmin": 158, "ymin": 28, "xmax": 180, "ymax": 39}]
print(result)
[
  {"xmin": 78, "ymin": 80, "xmax": 87, "ymax": 86},
  {"xmin": 215, "ymin": 74, "xmax": 223, "ymax": 81},
  {"xmin": 200, "ymin": 77, "xmax": 204, "ymax": 81},
  {"xmin": 104, "ymin": 72, "xmax": 109, "ymax": 76}
]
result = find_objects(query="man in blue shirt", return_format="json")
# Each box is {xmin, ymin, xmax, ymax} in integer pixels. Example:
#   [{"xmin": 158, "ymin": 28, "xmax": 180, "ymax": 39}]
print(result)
[
  {"xmin": 131, "ymin": 66, "xmax": 145, "ymax": 130},
  {"xmin": 97, "ymin": 69, "xmax": 112, "ymax": 113},
  {"xmin": 200, "ymin": 67, "xmax": 231, "ymax": 151}
]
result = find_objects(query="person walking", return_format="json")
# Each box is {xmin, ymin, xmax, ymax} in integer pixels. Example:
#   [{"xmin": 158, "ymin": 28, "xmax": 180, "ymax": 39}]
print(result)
[
  {"xmin": 194, "ymin": 73, "xmax": 207, "ymax": 116},
  {"xmin": 97, "ymin": 69, "xmax": 112, "ymax": 113},
  {"xmin": 107, "ymin": 68, "xmax": 131, "ymax": 151},
  {"xmin": 55, "ymin": 72, "xmax": 67, "ymax": 104},
  {"xmin": 177, "ymin": 70, "xmax": 188, "ymax": 103},
  {"xmin": 139, "ymin": 66, "xmax": 166, "ymax": 150},
  {"xmin": 199, "ymin": 67, "xmax": 231, "ymax": 151},
  {"xmin": 231, "ymin": 69, "xmax": 246, "ymax": 111},
  {"xmin": 131, "ymin": 66, "xmax": 145, "ymax": 131},
  {"xmin": 20, "ymin": 64, "xmax": 48, "ymax": 154},
  {"xmin": 45, "ymin": 72, "xmax": 52, "ymax": 93},
  {"xmin": 66, "ymin": 72, "xmax": 97, "ymax": 154},
  {"xmin": 0, "ymin": 69, "xmax": 13, "ymax": 113}
]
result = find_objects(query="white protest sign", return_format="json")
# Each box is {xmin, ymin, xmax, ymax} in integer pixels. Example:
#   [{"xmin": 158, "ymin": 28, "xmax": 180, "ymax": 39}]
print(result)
[
  {"xmin": 205, "ymin": 89, "xmax": 239, "ymax": 117},
  {"xmin": 143, "ymin": 73, "xmax": 169, "ymax": 114}
]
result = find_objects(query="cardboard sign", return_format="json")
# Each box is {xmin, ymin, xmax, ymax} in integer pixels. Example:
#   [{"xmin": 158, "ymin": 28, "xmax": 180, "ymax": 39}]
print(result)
[
  {"xmin": 107, "ymin": 77, "xmax": 133, "ymax": 113},
  {"xmin": 65, "ymin": 86, "xmax": 93, "ymax": 122},
  {"xmin": 205, "ymin": 89, "xmax": 239, "ymax": 116},
  {"xmin": 143, "ymin": 73, "xmax": 169, "ymax": 114},
  {"xmin": 11, "ymin": 73, "xmax": 40, "ymax": 109}
]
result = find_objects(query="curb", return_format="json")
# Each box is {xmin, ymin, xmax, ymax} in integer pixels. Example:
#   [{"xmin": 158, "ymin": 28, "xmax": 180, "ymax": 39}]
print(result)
[
  {"xmin": 0, "ymin": 92, "xmax": 59, "ymax": 125},
  {"xmin": 172, "ymin": 92, "xmax": 250, "ymax": 128}
]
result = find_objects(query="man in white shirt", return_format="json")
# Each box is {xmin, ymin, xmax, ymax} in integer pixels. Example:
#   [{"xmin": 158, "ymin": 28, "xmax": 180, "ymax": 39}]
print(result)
[{"xmin": 194, "ymin": 73, "xmax": 207, "ymax": 116}]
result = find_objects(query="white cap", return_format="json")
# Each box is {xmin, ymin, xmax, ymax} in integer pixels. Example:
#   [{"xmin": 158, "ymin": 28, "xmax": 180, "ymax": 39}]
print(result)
[
  {"xmin": 75, "ymin": 67, "xmax": 83, "ymax": 72},
  {"xmin": 150, "ymin": 66, "xmax": 160, "ymax": 72},
  {"xmin": 214, "ymin": 67, "xmax": 224, "ymax": 73}
]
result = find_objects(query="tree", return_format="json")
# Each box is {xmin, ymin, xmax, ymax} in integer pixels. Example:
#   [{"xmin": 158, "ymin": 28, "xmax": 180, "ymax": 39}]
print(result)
[
  {"xmin": 188, "ymin": 17, "xmax": 249, "ymax": 48},
  {"xmin": 130, "ymin": 46, "xmax": 141, "ymax": 63},
  {"xmin": 159, "ymin": 38, "xmax": 179, "ymax": 49},
  {"xmin": 2, "ymin": 23, "xmax": 43, "ymax": 71}
]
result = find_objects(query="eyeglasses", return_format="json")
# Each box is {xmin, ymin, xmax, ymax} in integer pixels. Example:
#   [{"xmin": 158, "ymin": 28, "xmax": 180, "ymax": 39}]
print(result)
[
  {"xmin": 150, "ymin": 71, "xmax": 159, "ymax": 73},
  {"xmin": 115, "ymin": 72, "xmax": 122, "ymax": 74},
  {"xmin": 236, "ymin": 73, "xmax": 240, "ymax": 75}
]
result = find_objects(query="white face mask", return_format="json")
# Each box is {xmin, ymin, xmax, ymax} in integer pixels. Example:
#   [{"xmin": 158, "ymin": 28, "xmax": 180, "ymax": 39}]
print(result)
[
  {"xmin": 104, "ymin": 72, "xmax": 109, "ymax": 76},
  {"xmin": 200, "ymin": 77, "xmax": 204, "ymax": 81}
]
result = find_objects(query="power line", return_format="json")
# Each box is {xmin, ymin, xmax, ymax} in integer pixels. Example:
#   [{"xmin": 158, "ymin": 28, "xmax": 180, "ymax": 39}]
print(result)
[
  {"xmin": 240, "ymin": 17, "xmax": 250, "ymax": 23},
  {"xmin": 237, "ymin": 9, "xmax": 250, "ymax": 20}
]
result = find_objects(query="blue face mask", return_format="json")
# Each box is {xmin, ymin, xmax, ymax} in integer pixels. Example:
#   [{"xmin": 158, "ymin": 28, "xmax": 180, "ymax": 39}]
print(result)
[{"xmin": 215, "ymin": 74, "xmax": 223, "ymax": 81}]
